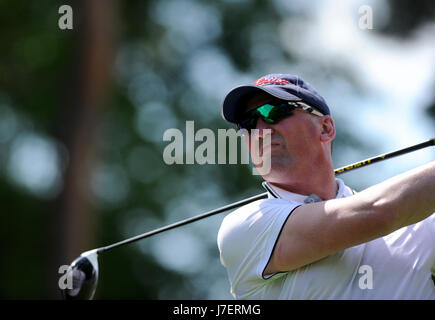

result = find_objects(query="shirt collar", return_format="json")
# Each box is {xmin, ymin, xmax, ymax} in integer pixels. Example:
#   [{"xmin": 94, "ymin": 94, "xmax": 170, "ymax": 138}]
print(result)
[{"xmin": 262, "ymin": 178, "xmax": 354, "ymax": 203}]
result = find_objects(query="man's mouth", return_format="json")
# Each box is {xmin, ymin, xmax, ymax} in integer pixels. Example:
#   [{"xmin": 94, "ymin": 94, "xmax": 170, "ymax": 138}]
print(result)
[{"xmin": 259, "ymin": 141, "xmax": 280, "ymax": 155}]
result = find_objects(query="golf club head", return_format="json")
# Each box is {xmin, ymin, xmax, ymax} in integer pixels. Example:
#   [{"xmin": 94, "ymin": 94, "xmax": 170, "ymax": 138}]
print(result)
[{"xmin": 61, "ymin": 249, "xmax": 99, "ymax": 300}]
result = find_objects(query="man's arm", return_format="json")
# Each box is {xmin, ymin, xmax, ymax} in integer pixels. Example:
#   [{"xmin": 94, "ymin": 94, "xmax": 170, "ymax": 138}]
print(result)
[{"xmin": 264, "ymin": 160, "xmax": 435, "ymax": 275}]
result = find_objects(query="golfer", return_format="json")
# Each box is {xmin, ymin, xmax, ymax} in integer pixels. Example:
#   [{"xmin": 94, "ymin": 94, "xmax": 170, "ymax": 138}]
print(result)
[{"xmin": 217, "ymin": 73, "xmax": 435, "ymax": 299}]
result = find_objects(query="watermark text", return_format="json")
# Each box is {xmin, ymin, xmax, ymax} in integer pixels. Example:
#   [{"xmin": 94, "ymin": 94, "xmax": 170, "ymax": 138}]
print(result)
[{"xmin": 162, "ymin": 121, "xmax": 271, "ymax": 175}]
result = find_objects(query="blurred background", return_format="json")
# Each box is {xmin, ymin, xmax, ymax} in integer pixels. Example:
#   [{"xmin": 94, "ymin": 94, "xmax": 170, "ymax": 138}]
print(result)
[{"xmin": 1, "ymin": 0, "xmax": 434, "ymax": 299}]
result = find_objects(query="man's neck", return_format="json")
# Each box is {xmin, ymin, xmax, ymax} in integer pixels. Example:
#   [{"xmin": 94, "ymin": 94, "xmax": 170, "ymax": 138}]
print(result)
[{"xmin": 267, "ymin": 166, "xmax": 338, "ymax": 200}]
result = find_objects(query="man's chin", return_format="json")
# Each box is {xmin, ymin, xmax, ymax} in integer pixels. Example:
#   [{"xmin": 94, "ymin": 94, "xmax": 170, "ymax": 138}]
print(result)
[
  {"xmin": 256, "ymin": 159, "xmax": 292, "ymax": 178},
  {"xmin": 254, "ymin": 164, "xmax": 278, "ymax": 179}
]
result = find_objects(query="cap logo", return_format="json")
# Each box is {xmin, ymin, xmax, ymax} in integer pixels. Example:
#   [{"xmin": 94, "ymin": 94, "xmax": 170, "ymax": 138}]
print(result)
[{"xmin": 253, "ymin": 76, "xmax": 290, "ymax": 86}]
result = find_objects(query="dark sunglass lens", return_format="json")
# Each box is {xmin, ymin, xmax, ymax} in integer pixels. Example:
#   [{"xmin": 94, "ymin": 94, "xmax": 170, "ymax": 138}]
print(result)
[
  {"xmin": 269, "ymin": 104, "xmax": 292, "ymax": 119},
  {"xmin": 239, "ymin": 102, "xmax": 293, "ymax": 130},
  {"xmin": 240, "ymin": 116, "xmax": 257, "ymax": 130},
  {"xmin": 258, "ymin": 103, "xmax": 291, "ymax": 123},
  {"xmin": 256, "ymin": 104, "xmax": 274, "ymax": 118},
  {"xmin": 239, "ymin": 109, "xmax": 261, "ymax": 130}
]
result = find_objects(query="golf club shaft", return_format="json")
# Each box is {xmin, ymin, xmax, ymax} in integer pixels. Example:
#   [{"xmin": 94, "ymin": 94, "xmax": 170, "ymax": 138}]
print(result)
[
  {"xmin": 97, "ymin": 137, "xmax": 435, "ymax": 254},
  {"xmin": 334, "ymin": 138, "xmax": 435, "ymax": 174},
  {"xmin": 97, "ymin": 192, "xmax": 267, "ymax": 254}
]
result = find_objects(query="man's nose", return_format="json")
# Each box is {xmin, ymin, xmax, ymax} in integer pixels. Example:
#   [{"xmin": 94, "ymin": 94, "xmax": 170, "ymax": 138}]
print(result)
[{"xmin": 256, "ymin": 118, "xmax": 275, "ymax": 136}]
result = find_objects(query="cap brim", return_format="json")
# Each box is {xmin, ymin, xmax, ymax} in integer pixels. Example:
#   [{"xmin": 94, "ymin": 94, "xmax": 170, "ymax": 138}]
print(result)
[{"xmin": 222, "ymin": 85, "xmax": 302, "ymax": 123}]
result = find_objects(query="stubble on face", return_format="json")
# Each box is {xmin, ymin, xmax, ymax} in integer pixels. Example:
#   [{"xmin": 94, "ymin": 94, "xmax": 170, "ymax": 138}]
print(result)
[
  {"xmin": 241, "ymin": 93, "xmax": 293, "ymax": 176},
  {"xmin": 257, "ymin": 116, "xmax": 322, "ymax": 181},
  {"xmin": 241, "ymin": 93, "xmax": 323, "ymax": 180}
]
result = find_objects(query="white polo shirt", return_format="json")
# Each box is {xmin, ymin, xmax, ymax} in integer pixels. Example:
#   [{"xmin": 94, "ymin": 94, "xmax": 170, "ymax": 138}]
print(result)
[{"xmin": 217, "ymin": 179, "xmax": 435, "ymax": 299}]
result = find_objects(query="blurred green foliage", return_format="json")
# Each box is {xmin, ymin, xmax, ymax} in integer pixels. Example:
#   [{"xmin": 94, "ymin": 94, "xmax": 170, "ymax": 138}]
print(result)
[{"xmin": 1, "ymin": 0, "xmax": 434, "ymax": 299}]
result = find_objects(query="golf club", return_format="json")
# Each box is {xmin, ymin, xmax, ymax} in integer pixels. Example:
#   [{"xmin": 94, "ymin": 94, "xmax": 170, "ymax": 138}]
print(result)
[{"xmin": 61, "ymin": 137, "xmax": 435, "ymax": 300}]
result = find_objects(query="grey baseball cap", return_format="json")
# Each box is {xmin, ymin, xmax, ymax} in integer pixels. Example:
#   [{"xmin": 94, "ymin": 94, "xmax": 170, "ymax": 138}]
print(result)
[{"xmin": 222, "ymin": 73, "xmax": 331, "ymax": 123}]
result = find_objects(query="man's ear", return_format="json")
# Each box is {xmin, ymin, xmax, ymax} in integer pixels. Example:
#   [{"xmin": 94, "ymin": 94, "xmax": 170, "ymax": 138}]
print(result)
[{"xmin": 320, "ymin": 116, "xmax": 335, "ymax": 143}]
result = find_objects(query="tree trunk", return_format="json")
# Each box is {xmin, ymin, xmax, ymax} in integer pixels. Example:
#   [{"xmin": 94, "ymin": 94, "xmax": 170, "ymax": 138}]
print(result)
[{"xmin": 47, "ymin": 0, "xmax": 117, "ymax": 299}]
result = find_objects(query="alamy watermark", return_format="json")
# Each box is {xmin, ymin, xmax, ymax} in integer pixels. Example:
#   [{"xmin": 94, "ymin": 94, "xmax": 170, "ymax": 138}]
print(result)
[
  {"xmin": 162, "ymin": 121, "xmax": 272, "ymax": 176},
  {"xmin": 358, "ymin": 5, "xmax": 373, "ymax": 30},
  {"xmin": 58, "ymin": 5, "xmax": 73, "ymax": 30},
  {"xmin": 358, "ymin": 265, "xmax": 374, "ymax": 290},
  {"xmin": 58, "ymin": 265, "xmax": 73, "ymax": 290}
]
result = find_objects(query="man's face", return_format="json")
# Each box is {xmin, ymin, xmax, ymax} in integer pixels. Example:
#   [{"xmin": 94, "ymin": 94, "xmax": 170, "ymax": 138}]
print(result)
[{"xmin": 241, "ymin": 93, "xmax": 324, "ymax": 179}]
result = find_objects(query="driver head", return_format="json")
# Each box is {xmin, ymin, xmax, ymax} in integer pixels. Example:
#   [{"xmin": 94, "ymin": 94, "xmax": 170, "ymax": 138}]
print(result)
[{"xmin": 61, "ymin": 249, "xmax": 99, "ymax": 300}]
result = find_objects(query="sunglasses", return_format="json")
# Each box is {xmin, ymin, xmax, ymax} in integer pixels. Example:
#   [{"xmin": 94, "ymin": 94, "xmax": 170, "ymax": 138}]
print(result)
[{"xmin": 238, "ymin": 101, "xmax": 324, "ymax": 131}]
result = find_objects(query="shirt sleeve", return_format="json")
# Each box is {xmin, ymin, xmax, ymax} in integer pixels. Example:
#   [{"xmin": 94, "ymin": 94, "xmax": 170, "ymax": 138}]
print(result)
[{"xmin": 217, "ymin": 198, "xmax": 300, "ymax": 298}]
